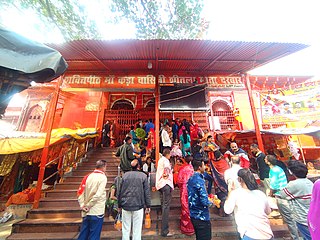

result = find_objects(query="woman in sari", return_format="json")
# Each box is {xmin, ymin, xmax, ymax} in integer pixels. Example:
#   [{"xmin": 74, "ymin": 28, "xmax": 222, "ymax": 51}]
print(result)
[
  {"xmin": 109, "ymin": 120, "xmax": 116, "ymax": 148},
  {"xmin": 180, "ymin": 129, "xmax": 191, "ymax": 156},
  {"xmin": 210, "ymin": 151, "xmax": 229, "ymax": 217},
  {"xmin": 146, "ymin": 128, "xmax": 155, "ymax": 156},
  {"xmin": 176, "ymin": 155, "xmax": 195, "ymax": 236},
  {"xmin": 308, "ymin": 179, "xmax": 320, "ymax": 240}
]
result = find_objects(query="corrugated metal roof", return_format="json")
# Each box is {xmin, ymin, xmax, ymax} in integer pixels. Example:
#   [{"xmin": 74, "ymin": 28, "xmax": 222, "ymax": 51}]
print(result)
[{"xmin": 47, "ymin": 40, "xmax": 308, "ymax": 75}]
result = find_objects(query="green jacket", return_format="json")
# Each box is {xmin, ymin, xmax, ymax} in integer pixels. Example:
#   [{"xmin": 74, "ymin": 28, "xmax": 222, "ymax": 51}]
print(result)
[{"xmin": 116, "ymin": 143, "xmax": 135, "ymax": 172}]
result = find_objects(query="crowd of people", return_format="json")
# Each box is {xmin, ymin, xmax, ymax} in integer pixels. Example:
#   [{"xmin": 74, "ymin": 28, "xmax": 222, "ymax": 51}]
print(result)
[{"xmin": 77, "ymin": 118, "xmax": 320, "ymax": 240}]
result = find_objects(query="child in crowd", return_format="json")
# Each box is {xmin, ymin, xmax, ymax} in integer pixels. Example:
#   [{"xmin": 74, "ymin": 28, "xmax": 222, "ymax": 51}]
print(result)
[
  {"xmin": 106, "ymin": 177, "xmax": 119, "ymax": 220},
  {"xmin": 170, "ymin": 138, "xmax": 182, "ymax": 157},
  {"xmin": 143, "ymin": 156, "xmax": 156, "ymax": 173}
]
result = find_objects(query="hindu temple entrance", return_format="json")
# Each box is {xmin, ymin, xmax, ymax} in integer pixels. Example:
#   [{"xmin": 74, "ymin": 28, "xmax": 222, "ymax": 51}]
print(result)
[{"xmin": 103, "ymin": 108, "xmax": 209, "ymax": 145}]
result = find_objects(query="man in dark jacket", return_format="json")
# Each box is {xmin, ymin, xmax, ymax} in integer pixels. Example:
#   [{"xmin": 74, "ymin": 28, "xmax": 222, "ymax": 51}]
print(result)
[
  {"xmin": 118, "ymin": 160, "xmax": 151, "ymax": 240},
  {"xmin": 250, "ymin": 143, "xmax": 270, "ymax": 193},
  {"xmin": 115, "ymin": 136, "xmax": 135, "ymax": 173}
]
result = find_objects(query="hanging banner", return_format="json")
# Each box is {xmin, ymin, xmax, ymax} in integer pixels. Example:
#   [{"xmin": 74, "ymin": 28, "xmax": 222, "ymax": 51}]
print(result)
[
  {"xmin": 62, "ymin": 74, "xmax": 245, "ymax": 89},
  {"xmin": 260, "ymin": 82, "xmax": 320, "ymax": 123}
]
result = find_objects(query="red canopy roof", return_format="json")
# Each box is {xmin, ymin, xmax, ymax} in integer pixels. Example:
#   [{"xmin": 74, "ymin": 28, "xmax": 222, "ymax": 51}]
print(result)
[{"xmin": 47, "ymin": 40, "xmax": 308, "ymax": 76}]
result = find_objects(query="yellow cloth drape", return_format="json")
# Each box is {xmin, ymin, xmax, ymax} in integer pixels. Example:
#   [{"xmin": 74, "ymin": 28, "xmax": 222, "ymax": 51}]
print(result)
[{"xmin": 0, "ymin": 128, "xmax": 98, "ymax": 155}]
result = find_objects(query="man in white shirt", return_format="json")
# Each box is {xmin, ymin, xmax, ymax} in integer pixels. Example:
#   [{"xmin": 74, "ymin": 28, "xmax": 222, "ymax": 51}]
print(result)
[
  {"xmin": 161, "ymin": 124, "xmax": 172, "ymax": 149},
  {"xmin": 77, "ymin": 160, "xmax": 108, "ymax": 240},
  {"xmin": 156, "ymin": 148, "xmax": 174, "ymax": 237},
  {"xmin": 224, "ymin": 156, "xmax": 242, "ymax": 191}
]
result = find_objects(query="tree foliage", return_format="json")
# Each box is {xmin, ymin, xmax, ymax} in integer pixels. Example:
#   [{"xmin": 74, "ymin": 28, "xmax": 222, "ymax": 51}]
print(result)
[
  {"xmin": 1, "ymin": 0, "xmax": 209, "ymax": 40},
  {"xmin": 109, "ymin": 0, "xmax": 209, "ymax": 39},
  {"xmin": 1, "ymin": 0, "xmax": 100, "ymax": 41}
]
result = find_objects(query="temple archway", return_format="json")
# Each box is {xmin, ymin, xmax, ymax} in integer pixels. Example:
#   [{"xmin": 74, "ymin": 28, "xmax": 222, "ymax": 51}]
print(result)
[
  {"xmin": 144, "ymin": 99, "xmax": 155, "ymax": 109},
  {"xmin": 111, "ymin": 99, "xmax": 134, "ymax": 110},
  {"xmin": 24, "ymin": 104, "xmax": 44, "ymax": 132},
  {"xmin": 211, "ymin": 100, "xmax": 235, "ymax": 130},
  {"xmin": 211, "ymin": 100, "xmax": 231, "ymax": 111}
]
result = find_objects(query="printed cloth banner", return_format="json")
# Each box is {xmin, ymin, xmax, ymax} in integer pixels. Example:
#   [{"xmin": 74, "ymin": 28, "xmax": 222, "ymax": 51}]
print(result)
[
  {"xmin": 0, "ymin": 154, "xmax": 18, "ymax": 176},
  {"xmin": 260, "ymin": 83, "xmax": 320, "ymax": 123}
]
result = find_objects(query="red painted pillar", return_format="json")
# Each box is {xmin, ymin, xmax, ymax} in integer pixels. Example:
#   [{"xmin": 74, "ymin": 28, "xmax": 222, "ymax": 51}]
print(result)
[
  {"xmin": 244, "ymin": 74, "xmax": 265, "ymax": 152},
  {"xmin": 155, "ymin": 74, "xmax": 160, "ymax": 166},
  {"xmin": 136, "ymin": 92, "xmax": 143, "ymax": 110},
  {"xmin": 33, "ymin": 77, "xmax": 62, "ymax": 209},
  {"xmin": 94, "ymin": 91, "xmax": 103, "ymax": 147}
]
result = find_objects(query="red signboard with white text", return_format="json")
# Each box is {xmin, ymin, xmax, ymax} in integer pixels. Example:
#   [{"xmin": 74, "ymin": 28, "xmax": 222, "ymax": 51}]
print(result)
[{"xmin": 62, "ymin": 74, "xmax": 245, "ymax": 89}]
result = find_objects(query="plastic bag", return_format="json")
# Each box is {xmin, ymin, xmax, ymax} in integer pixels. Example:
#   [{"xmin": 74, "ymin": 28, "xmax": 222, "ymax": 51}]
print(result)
[{"xmin": 114, "ymin": 212, "xmax": 122, "ymax": 231}]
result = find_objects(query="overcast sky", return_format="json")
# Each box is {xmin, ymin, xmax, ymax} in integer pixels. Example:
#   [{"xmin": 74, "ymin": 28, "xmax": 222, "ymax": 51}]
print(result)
[{"xmin": 2, "ymin": 0, "xmax": 319, "ymax": 77}]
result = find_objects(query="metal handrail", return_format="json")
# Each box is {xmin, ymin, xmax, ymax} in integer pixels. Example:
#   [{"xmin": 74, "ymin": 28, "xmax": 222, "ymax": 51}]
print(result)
[
  {"xmin": 45, "ymin": 155, "xmax": 63, "ymax": 167},
  {"xmin": 42, "ymin": 139, "xmax": 91, "ymax": 184},
  {"xmin": 43, "ymin": 171, "xmax": 59, "ymax": 183}
]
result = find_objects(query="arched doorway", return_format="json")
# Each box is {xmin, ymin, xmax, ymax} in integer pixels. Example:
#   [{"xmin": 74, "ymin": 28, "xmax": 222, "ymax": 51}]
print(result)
[
  {"xmin": 111, "ymin": 99, "xmax": 134, "ymax": 110},
  {"xmin": 211, "ymin": 100, "xmax": 236, "ymax": 130},
  {"xmin": 145, "ymin": 99, "xmax": 155, "ymax": 110},
  {"xmin": 105, "ymin": 99, "xmax": 136, "ymax": 146},
  {"xmin": 24, "ymin": 105, "xmax": 44, "ymax": 132}
]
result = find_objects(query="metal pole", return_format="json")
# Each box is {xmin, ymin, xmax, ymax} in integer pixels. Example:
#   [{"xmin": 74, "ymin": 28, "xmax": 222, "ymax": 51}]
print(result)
[
  {"xmin": 297, "ymin": 136, "xmax": 306, "ymax": 164},
  {"xmin": 244, "ymin": 74, "xmax": 265, "ymax": 153},
  {"xmin": 74, "ymin": 146, "xmax": 79, "ymax": 163},
  {"xmin": 155, "ymin": 74, "xmax": 160, "ymax": 166},
  {"xmin": 33, "ymin": 77, "xmax": 62, "ymax": 209}
]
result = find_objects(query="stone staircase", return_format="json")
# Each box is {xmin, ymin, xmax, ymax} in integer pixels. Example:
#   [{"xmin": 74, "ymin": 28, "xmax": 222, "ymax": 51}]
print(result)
[{"xmin": 7, "ymin": 148, "xmax": 291, "ymax": 239}]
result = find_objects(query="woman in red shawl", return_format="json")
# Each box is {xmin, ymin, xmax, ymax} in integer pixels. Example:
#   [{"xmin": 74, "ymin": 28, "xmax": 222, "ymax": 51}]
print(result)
[
  {"xmin": 190, "ymin": 123, "xmax": 202, "ymax": 144},
  {"xmin": 176, "ymin": 155, "xmax": 195, "ymax": 236},
  {"xmin": 146, "ymin": 128, "xmax": 155, "ymax": 151}
]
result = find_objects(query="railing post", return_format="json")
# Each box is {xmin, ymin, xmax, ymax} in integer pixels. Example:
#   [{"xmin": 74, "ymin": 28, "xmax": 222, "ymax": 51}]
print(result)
[{"xmin": 155, "ymin": 74, "xmax": 160, "ymax": 167}]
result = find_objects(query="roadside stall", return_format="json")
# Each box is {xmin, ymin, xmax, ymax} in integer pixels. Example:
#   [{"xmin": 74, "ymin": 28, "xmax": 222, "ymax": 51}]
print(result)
[
  {"xmin": 0, "ymin": 128, "xmax": 98, "ymax": 217},
  {"xmin": 216, "ymin": 127, "xmax": 320, "ymax": 181},
  {"xmin": 0, "ymin": 27, "xmax": 67, "ymax": 211}
]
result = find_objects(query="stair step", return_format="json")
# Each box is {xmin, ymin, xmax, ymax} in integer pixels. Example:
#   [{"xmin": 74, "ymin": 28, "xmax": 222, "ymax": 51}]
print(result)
[
  {"xmin": 45, "ymin": 189, "xmax": 78, "ymax": 198},
  {"xmin": 11, "ymin": 218, "xmax": 83, "ymax": 233},
  {"xmin": 28, "ymin": 207, "xmax": 155, "ymax": 220},
  {"xmin": 54, "ymin": 182, "xmax": 112, "ymax": 190},
  {"xmin": 8, "ymin": 217, "xmax": 289, "ymax": 239},
  {"xmin": 7, "ymin": 232, "xmax": 79, "ymax": 240},
  {"xmin": 70, "ymin": 171, "xmax": 118, "ymax": 177},
  {"xmin": 7, "ymin": 147, "xmax": 292, "ymax": 239},
  {"xmin": 75, "ymin": 165, "xmax": 119, "ymax": 171},
  {"xmin": 10, "ymin": 217, "xmax": 157, "ymax": 233},
  {"xmin": 272, "ymin": 224, "xmax": 291, "ymax": 238},
  {"xmin": 63, "ymin": 173, "xmax": 118, "ymax": 183},
  {"xmin": 27, "ymin": 207, "xmax": 82, "ymax": 219},
  {"xmin": 39, "ymin": 198, "xmax": 78, "ymax": 208}
]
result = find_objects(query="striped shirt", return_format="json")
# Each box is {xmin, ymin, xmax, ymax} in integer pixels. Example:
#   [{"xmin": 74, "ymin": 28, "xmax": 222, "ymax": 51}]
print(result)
[
  {"xmin": 279, "ymin": 178, "xmax": 313, "ymax": 226},
  {"xmin": 269, "ymin": 165, "xmax": 287, "ymax": 194}
]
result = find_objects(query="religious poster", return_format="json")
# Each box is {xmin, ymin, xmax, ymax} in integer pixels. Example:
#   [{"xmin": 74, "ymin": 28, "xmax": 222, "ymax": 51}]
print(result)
[{"xmin": 260, "ymin": 81, "xmax": 320, "ymax": 123}]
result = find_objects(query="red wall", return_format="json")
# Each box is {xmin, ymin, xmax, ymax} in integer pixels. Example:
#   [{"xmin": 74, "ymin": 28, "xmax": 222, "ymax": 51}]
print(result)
[{"xmin": 57, "ymin": 92, "xmax": 105, "ymax": 129}]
